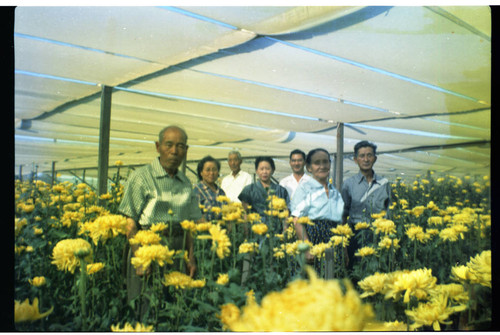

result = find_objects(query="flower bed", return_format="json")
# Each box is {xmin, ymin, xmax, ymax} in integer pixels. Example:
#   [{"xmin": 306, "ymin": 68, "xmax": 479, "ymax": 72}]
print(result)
[{"xmin": 14, "ymin": 172, "xmax": 491, "ymax": 331}]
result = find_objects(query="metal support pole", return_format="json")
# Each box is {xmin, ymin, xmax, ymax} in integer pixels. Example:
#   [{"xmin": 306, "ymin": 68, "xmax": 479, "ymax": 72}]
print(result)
[
  {"xmin": 19, "ymin": 165, "xmax": 22, "ymax": 182},
  {"xmin": 335, "ymin": 122, "xmax": 344, "ymax": 191},
  {"xmin": 97, "ymin": 85, "xmax": 113, "ymax": 199},
  {"xmin": 51, "ymin": 161, "xmax": 56, "ymax": 186}
]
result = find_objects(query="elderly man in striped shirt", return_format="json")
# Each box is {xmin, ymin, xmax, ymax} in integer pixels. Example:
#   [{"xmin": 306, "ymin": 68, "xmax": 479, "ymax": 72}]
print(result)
[{"xmin": 119, "ymin": 125, "xmax": 202, "ymax": 314}]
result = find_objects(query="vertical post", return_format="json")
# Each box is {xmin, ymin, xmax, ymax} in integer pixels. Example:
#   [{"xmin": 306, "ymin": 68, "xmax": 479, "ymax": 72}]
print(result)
[
  {"xmin": 97, "ymin": 85, "xmax": 113, "ymax": 199},
  {"xmin": 51, "ymin": 161, "xmax": 56, "ymax": 186},
  {"xmin": 19, "ymin": 165, "xmax": 23, "ymax": 182},
  {"xmin": 335, "ymin": 122, "xmax": 344, "ymax": 191}
]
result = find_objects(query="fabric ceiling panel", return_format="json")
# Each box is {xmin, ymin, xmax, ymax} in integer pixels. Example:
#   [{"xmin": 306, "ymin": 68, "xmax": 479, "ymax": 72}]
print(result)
[
  {"xmin": 188, "ymin": 36, "xmax": 486, "ymax": 119},
  {"xmin": 14, "ymin": 7, "xmax": 256, "ymax": 67},
  {"xmin": 124, "ymin": 67, "xmax": 393, "ymax": 127},
  {"xmin": 180, "ymin": 6, "xmax": 364, "ymax": 35},
  {"xmin": 15, "ymin": 73, "xmax": 101, "ymax": 120},
  {"xmin": 279, "ymin": 6, "xmax": 490, "ymax": 105},
  {"xmin": 14, "ymin": 35, "xmax": 165, "ymax": 89}
]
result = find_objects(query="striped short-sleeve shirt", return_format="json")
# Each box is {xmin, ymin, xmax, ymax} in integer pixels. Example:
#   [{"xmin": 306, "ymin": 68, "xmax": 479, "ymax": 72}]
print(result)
[{"xmin": 118, "ymin": 158, "xmax": 202, "ymax": 235}]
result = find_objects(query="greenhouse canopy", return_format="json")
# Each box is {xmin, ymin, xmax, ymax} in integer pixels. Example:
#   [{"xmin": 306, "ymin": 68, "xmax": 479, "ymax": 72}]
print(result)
[{"xmin": 14, "ymin": 6, "xmax": 491, "ymax": 183}]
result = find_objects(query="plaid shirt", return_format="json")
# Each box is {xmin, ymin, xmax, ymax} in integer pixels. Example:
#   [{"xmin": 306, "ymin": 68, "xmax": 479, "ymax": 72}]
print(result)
[{"xmin": 119, "ymin": 157, "xmax": 202, "ymax": 235}]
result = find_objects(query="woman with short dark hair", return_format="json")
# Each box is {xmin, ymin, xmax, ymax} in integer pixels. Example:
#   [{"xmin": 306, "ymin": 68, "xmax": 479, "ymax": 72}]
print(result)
[{"xmin": 194, "ymin": 155, "xmax": 226, "ymax": 221}]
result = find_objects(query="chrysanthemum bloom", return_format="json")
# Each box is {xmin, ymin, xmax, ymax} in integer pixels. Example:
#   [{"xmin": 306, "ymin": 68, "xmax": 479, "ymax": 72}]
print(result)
[
  {"xmin": 467, "ymin": 250, "xmax": 491, "ymax": 288},
  {"xmin": 405, "ymin": 225, "xmax": 430, "ymax": 243},
  {"xmin": 29, "ymin": 276, "xmax": 46, "ymax": 287},
  {"xmin": 87, "ymin": 262, "xmax": 105, "ymax": 275},
  {"xmin": 354, "ymin": 222, "xmax": 370, "ymax": 230},
  {"xmin": 439, "ymin": 227, "xmax": 459, "ymax": 242},
  {"xmin": 273, "ymin": 249, "xmax": 285, "ymax": 259},
  {"xmin": 426, "ymin": 201, "xmax": 439, "ymax": 211},
  {"xmin": 150, "ymin": 222, "xmax": 168, "ymax": 233},
  {"xmin": 309, "ymin": 242, "xmax": 331, "ymax": 259},
  {"xmin": 268, "ymin": 196, "xmax": 287, "ymax": 211},
  {"xmin": 358, "ymin": 272, "xmax": 389, "ymax": 298},
  {"xmin": 384, "ymin": 268, "xmax": 437, "ymax": 303},
  {"xmin": 216, "ymin": 195, "xmax": 231, "ymax": 203},
  {"xmin": 297, "ymin": 216, "xmax": 315, "ymax": 226},
  {"xmin": 195, "ymin": 222, "xmax": 212, "ymax": 232},
  {"xmin": 61, "ymin": 210, "xmax": 85, "ymax": 228},
  {"xmin": 371, "ymin": 211, "xmax": 386, "ymax": 219},
  {"xmin": 355, "ymin": 246, "xmax": 377, "ymax": 258},
  {"xmin": 427, "ymin": 216, "xmax": 443, "ymax": 226},
  {"xmin": 239, "ymin": 242, "xmax": 259, "ymax": 254},
  {"xmin": 110, "ymin": 322, "xmax": 154, "ymax": 332},
  {"xmin": 51, "ymin": 238, "xmax": 93, "ymax": 274},
  {"xmin": 251, "ymin": 223, "xmax": 268, "ymax": 235},
  {"xmin": 128, "ymin": 230, "xmax": 162, "ymax": 246},
  {"xmin": 399, "ymin": 199, "xmax": 409, "ymax": 209},
  {"xmin": 223, "ymin": 267, "xmax": 383, "ymax": 331},
  {"xmin": 162, "ymin": 271, "xmax": 206, "ymax": 289},
  {"xmin": 372, "ymin": 218, "xmax": 396, "ymax": 235},
  {"xmin": 378, "ymin": 236, "xmax": 400, "ymax": 251},
  {"xmin": 216, "ymin": 273, "xmax": 229, "ymax": 285},
  {"xmin": 79, "ymin": 214, "xmax": 128, "ymax": 245},
  {"xmin": 210, "ymin": 206, "xmax": 222, "ymax": 216},
  {"xmin": 15, "ymin": 218, "xmax": 28, "ymax": 235},
  {"xmin": 180, "ymin": 220, "xmax": 197, "ymax": 234},
  {"xmin": 433, "ymin": 283, "xmax": 469, "ymax": 304},
  {"xmin": 405, "ymin": 292, "xmax": 467, "ymax": 330},
  {"xmin": 131, "ymin": 244, "xmax": 175, "ymax": 270},
  {"xmin": 15, "ymin": 298, "xmax": 54, "ymax": 323},
  {"xmin": 330, "ymin": 235, "xmax": 350, "ymax": 248},
  {"xmin": 451, "ymin": 223, "xmax": 468, "ymax": 239},
  {"xmin": 197, "ymin": 224, "xmax": 231, "ymax": 259},
  {"xmin": 410, "ymin": 206, "xmax": 426, "ymax": 217},
  {"xmin": 217, "ymin": 303, "xmax": 241, "ymax": 331},
  {"xmin": 331, "ymin": 224, "xmax": 354, "ymax": 238}
]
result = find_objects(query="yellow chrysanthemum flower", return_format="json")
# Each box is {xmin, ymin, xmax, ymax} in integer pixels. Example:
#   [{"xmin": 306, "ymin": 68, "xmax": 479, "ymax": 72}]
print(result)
[
  {"xmin": 216, "ymin": 195, "xmax": 231, "ymax": 203},
  {"xmin": 372, "ymin": 218, "xmax": 396, "ymax": 235},
  {"xmin": 128, "ymin": 230, "xmax": 162, "ymax": 246},
  {"xmin": 297, "ymin": 216, "xmax": 315, "ymax": 226},
  {"xmin": 439, "ymin": 227, "xmax": 459, "ymax": 242},
  {"xmin": 427, "ymin": 216, "xmax": 443, "ymax": 226},
  {"xmin": 217, "ymin": 303, "xmax": 241, "ymax": 331},
  {"xmin": 197, "ymin": 224, "xmax": 231, "ymax": 259},
  {"xmin": 222, "ymin": 203, "xmax": 243, "ymax": 221},
  {"xmin": 355, "ymin": 246, "xmax": 377, "ymax": 258},
  {"xmin": 405, "ymin": 292, "xmax": 467, "ymax": 331},
  {"xmin": 79, "ymin": 214, "xmax": 128, "ymax": 245},
  {"xmin": 223, "ymin": 267, "xmax": 382, "ymax": 331},
  {"xmin": 251, "ymin": 223, "xmax": 268, "ymax": 235},
  {"xmin": 330, "ymin": 235, "xmax": 350, "ymax": 248},
  {"xmin": 309, "ymin": 242, "xmax": 331, "ymax": 259},
  {"xmin": 28, "ymin": 276, "xmax": 46, "ymax": 287},
  {"xmin": 51, "ymin": 238, "xmax": 92, "ymax": 274},
  {"xmin": 87, "ymin": 262, "xmax": 105, "ymax": 275},
  {"xmin": 111, "ymin": 322, "xmax": 154, "ymax": 332},
  {"xmin": 216, "ymin": 273, "xmax": 229, "ymax": 285},
  {"xmin": 378, "ymin": 236, "xmax": 400, "ymax": 251},
  {"xmin": 331, "ymin": 223, "xmax": 354, "ymax": 237},
  {"xmin": 131, "ymin": 244, "xmax": 175, "ymax": 269},
  {"xmin": 268, "ymin": 195, "xmax": 287, "ymax": 211},
  {"xmin": 180, "ymin": 220, "xmax": 197, "ymax": 233},
  {"xmin": 15, "ymin": 298, "xmax": 54, "ymax": 323},
  {"xmin": 150, "ymin": 222, "xmax": 168, "ymax": 233},
  {"xmin": 371, "ymin": 211, "xmax": 386, "ymax": 219},
  {"xmin": 239, "ymin": 241, "xmax": 259, "ymax": 254},
  {"xmin": 467, "ymin": 250, "xmax": 491, "ymax": 288},
  {"xmin": 162, "ymin": 271, "xmax": 206, "ymax": 289},
  {"xmin": 433, "ymin": 283, "xmax": 469, "ymax": 304},
  {"xmin": 405, "ymin": 225, "xmax": 430, "ymax": 243},
  {"xmin": 358, "ymin": 272, "xmax": 389, "ymax": 298},
  {"xmin": 385, "ymin": 268, "xmax": 437, "ymax": 303},
  {"xmin": 354, "ymin": 222, "xmax": 370, "ymax": 230}
]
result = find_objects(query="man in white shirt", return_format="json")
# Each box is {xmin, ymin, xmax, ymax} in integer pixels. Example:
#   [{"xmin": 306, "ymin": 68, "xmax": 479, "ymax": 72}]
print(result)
[
  {"xmin": 221, "ymin": 150, "xmax": 253, "ymax": 203},
  {"xmin": 279, "ymin": 149, "xmax": 311, "ymax": 200}
]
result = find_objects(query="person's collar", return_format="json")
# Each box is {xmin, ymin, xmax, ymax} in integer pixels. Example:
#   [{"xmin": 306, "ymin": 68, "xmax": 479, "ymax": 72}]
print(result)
[
  {"xmin": 356, "ymin": 170, "xmax": 378, "ymax": 184},
  {"xmin": 152, "ymin": 157, "xmax": 183, "ymax": 180}
]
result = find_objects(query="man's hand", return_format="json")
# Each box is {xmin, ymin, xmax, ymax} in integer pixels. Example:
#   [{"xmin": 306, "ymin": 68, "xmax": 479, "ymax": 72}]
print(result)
[{"xmin": 187, "ymin": 259, "xmax": 197, "ymax": 277}]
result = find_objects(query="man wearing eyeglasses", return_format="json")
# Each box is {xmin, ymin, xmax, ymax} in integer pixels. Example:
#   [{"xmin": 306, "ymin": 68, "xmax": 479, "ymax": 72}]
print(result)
[{"xmin": 341, "ymin": 141, "xmax": 391, "ymax": 268}]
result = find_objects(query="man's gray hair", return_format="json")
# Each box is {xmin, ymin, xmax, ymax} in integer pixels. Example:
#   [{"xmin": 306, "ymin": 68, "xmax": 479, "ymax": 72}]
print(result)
[
  {"xmin": 158, "ymin": 125, "xmax": 188, "ymax": 143},
  {"xmin": 228, "ymin": 150, "xmax": 242, "ymax": 160}
]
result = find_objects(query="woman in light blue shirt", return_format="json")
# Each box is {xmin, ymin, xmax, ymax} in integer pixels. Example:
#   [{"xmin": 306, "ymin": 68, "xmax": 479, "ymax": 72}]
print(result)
[{"xmin": 290, "ymin": 148, "xmax": 344, "ymax": 263}]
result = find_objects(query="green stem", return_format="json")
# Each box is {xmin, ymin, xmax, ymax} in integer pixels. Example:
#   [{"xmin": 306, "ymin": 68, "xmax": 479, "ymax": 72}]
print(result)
[{"xmin": 78, "ymin": 257, "xmax": 88, "ymax": 330}]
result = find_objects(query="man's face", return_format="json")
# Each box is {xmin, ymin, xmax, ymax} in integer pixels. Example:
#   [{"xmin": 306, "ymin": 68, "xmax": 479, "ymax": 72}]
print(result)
[
  {"xmin": 354, "ymin": 146, "xmax": 376, "ymax": 172},
  {"xmin": 228, "ymin": 154, "xmax": 242, "ymax": 173},
  {"xmin": 289, "ymin": 153, "xmax": 305, "ymax": 174},
  {"xmin": 155, "ymin": 128, "xmax": 188, "ymax": 174}
]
